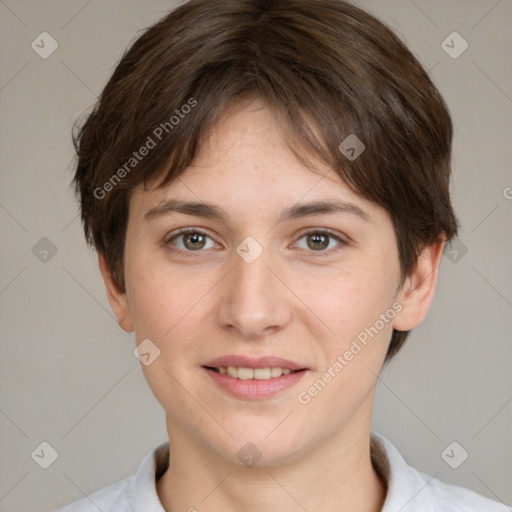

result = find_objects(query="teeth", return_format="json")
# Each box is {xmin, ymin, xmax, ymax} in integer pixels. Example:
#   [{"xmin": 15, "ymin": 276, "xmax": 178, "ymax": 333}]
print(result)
[
  {"xmin": 216, "ymin": 366, "xmax": 297, "ymax": 380},
  {"xmin": 237, "ymin": 367, "xmax": 254, "ymax": 380},
  {"xmin": 254, "ymin": 368, "xmax": 271, "ymax": 379},
  {"xmin": 271, "ymin": 367, "xmax": 282, "ymax": 377}
]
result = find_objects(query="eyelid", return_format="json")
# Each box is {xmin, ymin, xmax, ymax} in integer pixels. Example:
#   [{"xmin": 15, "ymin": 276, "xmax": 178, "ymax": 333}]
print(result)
[
  {"xmin": 295, "ymin": 227, "xmax": 347, "ymax": 242},
  {"xmin": 164, "ymin": 227, "xmax": 219, "ymax": 250},
  {"xmin": 164, "ymin": 227, "xmax": 214, "ymax": 243},
  {"xmin": 292, "ymin": 228, "xmax": 348, "ymax": 254},
  {"xmin": 164, "ymin": 227, "xmax": 348, "ymax": 255}
]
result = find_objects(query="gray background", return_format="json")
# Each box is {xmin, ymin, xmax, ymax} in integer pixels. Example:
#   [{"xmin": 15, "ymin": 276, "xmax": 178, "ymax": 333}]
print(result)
[{"xmin": 0, "ymin": 1, "xmax": 511, "ymax": 511}]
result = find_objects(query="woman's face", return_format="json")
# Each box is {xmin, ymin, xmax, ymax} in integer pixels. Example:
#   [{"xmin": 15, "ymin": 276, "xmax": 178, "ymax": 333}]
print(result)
[{"xmin": 110, "ymin": 101, "xmax": 408, "ymax": 465}]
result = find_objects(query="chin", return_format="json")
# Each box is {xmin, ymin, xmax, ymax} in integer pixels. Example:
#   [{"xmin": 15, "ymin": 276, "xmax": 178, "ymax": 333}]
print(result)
[{"xmin": 207, "ymin": 427, "xmax": 311, "ymax": 468}]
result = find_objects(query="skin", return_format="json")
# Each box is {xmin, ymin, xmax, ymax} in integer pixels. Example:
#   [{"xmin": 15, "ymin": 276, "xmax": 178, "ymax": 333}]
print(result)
[{"xmin": 99, "ymin": 99, "xmax": 445, "ymax": 512}]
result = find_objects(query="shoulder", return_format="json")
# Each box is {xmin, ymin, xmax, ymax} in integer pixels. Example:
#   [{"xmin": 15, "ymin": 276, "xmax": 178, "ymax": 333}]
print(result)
[
  {"xmin": 417, "ymin": 472, "xmax": 511, "ymax": 511},
  {"xmin": 55, "ymin": 442, "xmax": 169, "ymax": 512},
  {"xmin": 55, "ymin": 475, "xmax": 133, "ymax": 512},
  {"xmin": 372, "ymin": 432, "xmax": 511, "ymax": 512}
]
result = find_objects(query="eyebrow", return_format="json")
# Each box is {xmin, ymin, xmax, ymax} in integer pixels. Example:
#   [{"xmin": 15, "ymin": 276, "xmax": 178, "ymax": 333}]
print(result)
[{"xmin": 143, "ymin": 199, "xmax": 371, "ymax": 224}]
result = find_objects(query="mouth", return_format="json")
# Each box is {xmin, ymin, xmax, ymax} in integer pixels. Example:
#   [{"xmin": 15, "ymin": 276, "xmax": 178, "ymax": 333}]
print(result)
[
  {"xmin": 204, "ymin": 365, "xmax": 304, "ymax": 380},
  {"xmin": 202, "ymin": 356, "xmax": 309, "ymax": 399}
]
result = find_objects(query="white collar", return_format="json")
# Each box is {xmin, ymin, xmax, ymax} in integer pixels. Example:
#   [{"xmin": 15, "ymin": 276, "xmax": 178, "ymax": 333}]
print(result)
[{"xmin": 123, "ymin": 431, "xmax": 508, "ymax": 512}]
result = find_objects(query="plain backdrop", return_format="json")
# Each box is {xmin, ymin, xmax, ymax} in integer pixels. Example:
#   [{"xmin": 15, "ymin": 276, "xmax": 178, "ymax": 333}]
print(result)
[{"xmin": 0, "ymin": 1, "xmax": 511, "ymax": 511}]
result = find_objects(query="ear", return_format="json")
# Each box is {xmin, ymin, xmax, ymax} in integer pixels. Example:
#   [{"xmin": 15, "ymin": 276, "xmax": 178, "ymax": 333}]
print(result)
[
  {"xmin": 98, "ymin": 252, "xmax": 134, "ymax": 332},
  {"xmin": 393, "ymin": 240, "xmax": 445, "ymax": 332}
]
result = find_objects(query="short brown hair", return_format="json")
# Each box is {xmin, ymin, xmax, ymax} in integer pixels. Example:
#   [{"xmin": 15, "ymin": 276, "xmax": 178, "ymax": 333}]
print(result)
[{"xmin": 72, "ymin": 0, "xmax": 458, "ymax": 362}]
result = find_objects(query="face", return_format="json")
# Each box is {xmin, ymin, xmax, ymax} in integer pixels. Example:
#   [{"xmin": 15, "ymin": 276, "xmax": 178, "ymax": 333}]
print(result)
[{"xmin": 101, "ymin": 100, "xmax": 441, "ymax": 466}]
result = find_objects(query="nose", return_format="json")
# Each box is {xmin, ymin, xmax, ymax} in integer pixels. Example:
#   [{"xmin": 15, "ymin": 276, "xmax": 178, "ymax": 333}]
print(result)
[{"xmin": 216, "ymin": 245, "xmax": 292, "ymax": 339}]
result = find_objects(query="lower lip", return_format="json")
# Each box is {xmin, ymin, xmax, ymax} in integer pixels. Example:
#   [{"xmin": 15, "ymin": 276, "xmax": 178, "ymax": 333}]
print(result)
[{"xmin": 203, "ymin": 367, "xmax": 307, "ymax": 399}]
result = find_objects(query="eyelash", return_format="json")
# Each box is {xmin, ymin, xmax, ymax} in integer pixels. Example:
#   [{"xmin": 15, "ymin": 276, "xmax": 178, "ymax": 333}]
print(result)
[{"xmin": 164, "ymin": 228, "xmax": 347, "ymax": 257}]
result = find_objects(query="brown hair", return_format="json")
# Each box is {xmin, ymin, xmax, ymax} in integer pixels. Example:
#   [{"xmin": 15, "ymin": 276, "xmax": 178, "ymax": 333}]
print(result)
[{"xmin": 72, "ymin": 0, "xmax": 458, "ymax": 362}]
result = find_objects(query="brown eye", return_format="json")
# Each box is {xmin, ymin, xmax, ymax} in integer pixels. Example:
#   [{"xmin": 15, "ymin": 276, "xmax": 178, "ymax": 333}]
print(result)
[
  {"xmin": 166, "ymin": 229, "xmax": 217, "ymax": 253},
  {"xmin": 295, "ymin": 230, "xmax": 346, "ymax": 253},
  {"xmin": 306, "ymin": 233, "xmax": 330, "ymax": 250},
  {"xmin": 182, "ymin": 232, "xmax": 207, "ymax": 250}
]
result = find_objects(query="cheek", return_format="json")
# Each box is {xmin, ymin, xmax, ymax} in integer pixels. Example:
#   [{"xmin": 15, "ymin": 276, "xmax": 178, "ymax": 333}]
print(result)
[
  {"xmin": 293, "ymin": 274, "xmax": 395, "ymax": 433},
  {"xmin": 125, "ymin": 245, "xmax": 181, "ymax": 330},
  {"xmin": 311, "ymin": 263, "xmax": 397, "ymax": 345},
  {"xmin": 300, "ymin": 256, "xmax": 398, "ymax": 402},
  {"xmin": 125, "ymin": 251, "xmax": 221, "ymax": 359},
  {"xmin": 294, "ymin": 261, "xmax": 397, "ymax": 409},
  {"xmin": 125, "ymin": 257, "xmax": 211, "ymax": 419}
]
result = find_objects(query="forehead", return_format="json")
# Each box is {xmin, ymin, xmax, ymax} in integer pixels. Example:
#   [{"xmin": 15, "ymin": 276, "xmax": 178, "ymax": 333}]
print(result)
[{"xmin": 130, "ymin": 101, "xmax": 383, "ymax": 224}]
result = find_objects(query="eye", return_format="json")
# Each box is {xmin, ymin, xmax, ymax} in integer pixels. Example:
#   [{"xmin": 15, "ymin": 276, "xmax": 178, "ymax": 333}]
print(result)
[
  {"xmin": 164, "ymin": 228, "xmax": 347, "ymax": 256},
  {"xmin": 294, "ymin": 230, "xmax": 346, "ymax": 254},
  {"xmin": 165, "ymin": 228, "xmax": 218, "ymax": 253}
]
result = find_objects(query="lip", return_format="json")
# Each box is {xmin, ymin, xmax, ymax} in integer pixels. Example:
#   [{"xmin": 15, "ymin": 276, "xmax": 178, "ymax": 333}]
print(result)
[
  {"xmin": 204, "ymin": 355, "xmax": 308, "ymax": 371},
  {"xmin": 202, "ymin": 355, "xmax": 309, "ymax": 400},
  {"xmin": 203, "ymin": 366, "xmax": 308, "ymax": 400}
]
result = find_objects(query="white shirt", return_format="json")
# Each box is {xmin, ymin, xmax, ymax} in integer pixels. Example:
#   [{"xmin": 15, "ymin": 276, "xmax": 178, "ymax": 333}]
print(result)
[{"xmin": 56, "ymin": 432, "xmax": 510, "ymax": 511}]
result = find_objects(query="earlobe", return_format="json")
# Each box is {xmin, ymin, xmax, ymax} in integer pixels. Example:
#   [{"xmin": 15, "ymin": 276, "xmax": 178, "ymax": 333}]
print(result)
[
  {"xmin": 98, "ymin": 252, "xmax": 134, "ymax": 332},
  {"xmin": 393, "ymin": 241, "xmax": 445, "ymax": 332}
]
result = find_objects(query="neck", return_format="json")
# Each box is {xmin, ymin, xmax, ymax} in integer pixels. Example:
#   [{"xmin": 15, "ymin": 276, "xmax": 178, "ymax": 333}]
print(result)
[{"xmin": 157, "ymin": 401, "xmax": 387, "ymax": 512}]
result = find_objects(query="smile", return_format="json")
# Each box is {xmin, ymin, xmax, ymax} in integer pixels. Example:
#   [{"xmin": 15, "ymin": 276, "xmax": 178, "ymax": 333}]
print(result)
[{"xmin": 207, "ymin": 366, "xmax": 299, "ymax": 380}]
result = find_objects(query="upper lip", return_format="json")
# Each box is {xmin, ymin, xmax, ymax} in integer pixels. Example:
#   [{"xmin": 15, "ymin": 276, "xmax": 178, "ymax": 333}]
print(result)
[{"xmin": 204, "ymin": 355, "xmax": 308, "ymax": 371}]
